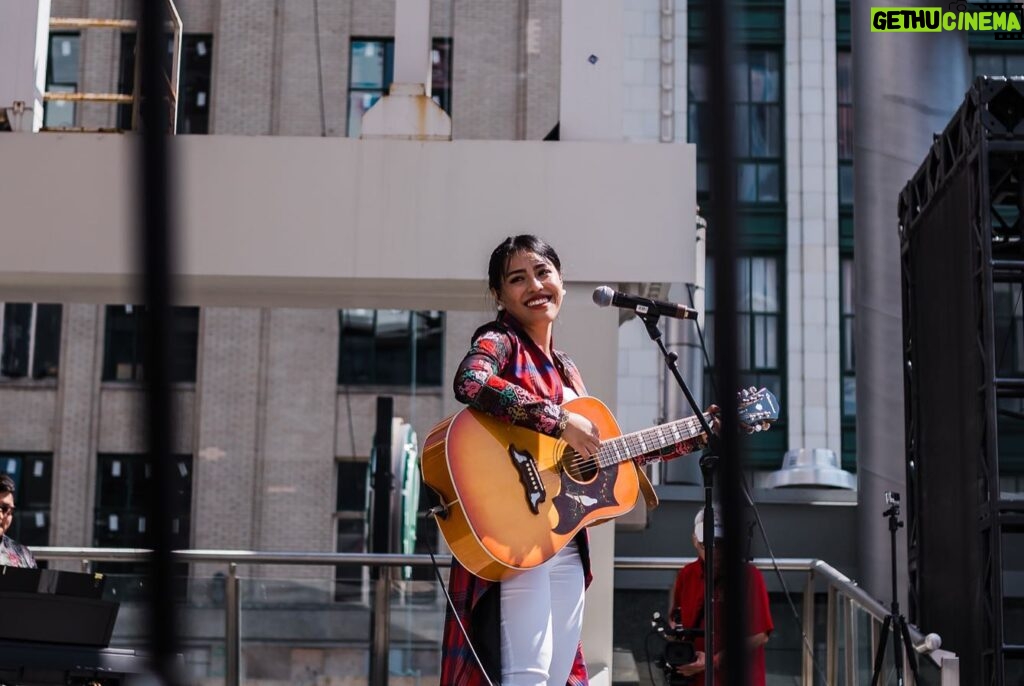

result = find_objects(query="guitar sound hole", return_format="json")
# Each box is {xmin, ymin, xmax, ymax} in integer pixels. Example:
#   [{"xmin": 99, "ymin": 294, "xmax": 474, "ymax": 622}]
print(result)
[{"xmin": 562, "ymin": 449, "xmax": 598, "ymax": 483}]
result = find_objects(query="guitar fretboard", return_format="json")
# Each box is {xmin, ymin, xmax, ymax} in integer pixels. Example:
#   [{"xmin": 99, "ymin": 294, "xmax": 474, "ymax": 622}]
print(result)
[{"xmin": 594, "ymin": 412, "xmax": 712, "ymax": 467}]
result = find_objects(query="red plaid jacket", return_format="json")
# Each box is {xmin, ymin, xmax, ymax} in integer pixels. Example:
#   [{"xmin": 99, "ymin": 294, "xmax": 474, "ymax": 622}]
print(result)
[{"xmin": 441, "ymin": 313, "xmax": 592, "ymax": 686}]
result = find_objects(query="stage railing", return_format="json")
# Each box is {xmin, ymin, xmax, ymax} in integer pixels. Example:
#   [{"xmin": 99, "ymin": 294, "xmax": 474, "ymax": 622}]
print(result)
[{"xmin": 32, "ymin": 548, "xmax": 958, "ymax": 685}]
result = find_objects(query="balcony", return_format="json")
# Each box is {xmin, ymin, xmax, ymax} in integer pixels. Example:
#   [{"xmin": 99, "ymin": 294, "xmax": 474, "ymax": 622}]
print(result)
[{"xmin": 22, "ymin": 548, "xmax": 958, "ymax": 685}]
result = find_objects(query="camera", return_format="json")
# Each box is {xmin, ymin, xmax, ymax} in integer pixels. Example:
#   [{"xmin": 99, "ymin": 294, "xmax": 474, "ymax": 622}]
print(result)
[
  {"xmin": 651, "ymin": 610, "xmax": 702, "ymax": 685},
  {"xmin": 884, "ymin": 491, "xmax": 899, "ymax": 506}
]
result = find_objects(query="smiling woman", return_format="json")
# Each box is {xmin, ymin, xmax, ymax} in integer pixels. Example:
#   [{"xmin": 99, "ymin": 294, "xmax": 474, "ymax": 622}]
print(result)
[{"xmin": 439, "ymin": 234, "xmax": 596, "ymax": 686}]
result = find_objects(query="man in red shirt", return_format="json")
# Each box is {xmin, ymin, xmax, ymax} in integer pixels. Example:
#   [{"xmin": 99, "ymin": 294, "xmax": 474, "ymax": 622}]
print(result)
[{"xmin": 668, "ymin": 507, "xmax": 773, "ymax": 685}]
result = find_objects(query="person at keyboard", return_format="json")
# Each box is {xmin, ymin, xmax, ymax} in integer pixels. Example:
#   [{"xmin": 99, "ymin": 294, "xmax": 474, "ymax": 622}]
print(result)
[{"xmin": 0, "ymin": 473, "xmax": 36, "ymax": 568}]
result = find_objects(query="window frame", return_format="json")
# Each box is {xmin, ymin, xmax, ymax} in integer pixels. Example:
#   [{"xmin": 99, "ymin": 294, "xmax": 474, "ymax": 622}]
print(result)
[
  {"xmin": 701, "ymin": 255, "xmax": 787, "ymax": 468},
  {"xmin": 0, "ymin": 453, "xmax": 54, "ymax": 548},
  {"xmin": 688, "ymin": 45, "xmax": 785, "ymax": 206},
  {"xmin": 0, "ymin": 303, "xmax": 62, "ymax": 381},
  {"xmin": 101, "ymin": 305, "xmax": 200, "ymax": 384},
  {"xmin": 337, "ymin": 309, "xmax": 445, "ymax": 387},
  {"xmin": 44, "ymin": 32, "xmax": 80, "ymax": 128},
  {"xmin": 117, "ymin": 32, "xmax": 214, "ymax": 134}
]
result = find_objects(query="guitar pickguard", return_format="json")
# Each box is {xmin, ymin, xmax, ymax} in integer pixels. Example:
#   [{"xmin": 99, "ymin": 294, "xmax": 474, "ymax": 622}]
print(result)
[
  {"xmin": 507, "ymin": 444, "xmax": 546, "ymax": 514},
  {"xmin": 551, "ymin": 463, "xmax": 620, "ymax": 534}
]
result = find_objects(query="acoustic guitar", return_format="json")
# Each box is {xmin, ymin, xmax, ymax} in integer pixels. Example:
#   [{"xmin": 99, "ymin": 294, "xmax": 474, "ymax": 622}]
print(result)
[{"xmin": 421, "ymin": 388, "xmax": 779, "ymax": 581}]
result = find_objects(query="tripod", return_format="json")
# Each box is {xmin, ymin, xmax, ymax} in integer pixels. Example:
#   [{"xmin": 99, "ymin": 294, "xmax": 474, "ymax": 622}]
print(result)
[{"xmin": 870, "ymin": 492, "xmax": 919, "ymax": 686}]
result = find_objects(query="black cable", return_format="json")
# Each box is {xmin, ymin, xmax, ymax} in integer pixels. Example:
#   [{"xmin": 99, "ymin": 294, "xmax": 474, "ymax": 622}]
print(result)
[
  {"xmin": 686, "ymin": 282, "xmax": 828, "ymax": 684},
  {"xmin": 684, "ymin": 282, "xmax": 718, "ymax": 401},
  {"xmin": 644, "ymin": 629, "xmax": 664, "ymax": 686},
  {"xmin": 739, "ymin": 481, "xmax": 829, "ymax": 686},
  {"xmin": 425, "ymin": 513, "xmax": 496, "ymax": 686}
]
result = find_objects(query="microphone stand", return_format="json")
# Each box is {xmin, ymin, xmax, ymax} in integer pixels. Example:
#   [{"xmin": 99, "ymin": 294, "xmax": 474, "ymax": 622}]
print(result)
[{"xmin": 636, "ymin": 310, "xmax": 720, "ymax": 686}]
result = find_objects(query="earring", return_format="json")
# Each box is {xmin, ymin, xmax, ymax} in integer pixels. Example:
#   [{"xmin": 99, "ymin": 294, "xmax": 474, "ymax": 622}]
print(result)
[{"xmin": 497, "ymin": 303, "xmax": 504, "ymax": 311}]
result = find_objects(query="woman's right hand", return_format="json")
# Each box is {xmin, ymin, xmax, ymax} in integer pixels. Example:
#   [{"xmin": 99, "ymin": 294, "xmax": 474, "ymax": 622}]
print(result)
[{"xmin": 561, "ymin": 412, "xmax": 601, "ymax": 459}]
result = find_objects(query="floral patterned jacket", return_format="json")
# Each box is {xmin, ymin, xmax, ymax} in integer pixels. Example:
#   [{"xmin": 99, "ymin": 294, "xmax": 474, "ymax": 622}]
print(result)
[{"xmin": 0, "ymin": 535, "xmax": 37, "ymax": 568}]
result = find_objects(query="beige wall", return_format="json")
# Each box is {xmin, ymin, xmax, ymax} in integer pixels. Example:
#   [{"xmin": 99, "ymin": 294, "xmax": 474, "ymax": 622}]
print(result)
[{"xmin": 0, "ymin": 134, "xmax": 696, "ymax": 308}]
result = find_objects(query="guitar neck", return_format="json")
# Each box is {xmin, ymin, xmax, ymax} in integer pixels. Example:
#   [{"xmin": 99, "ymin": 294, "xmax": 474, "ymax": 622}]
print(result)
[{"xmin": 595, "ymin": 412, "xmax": 711, "ymax": 467}]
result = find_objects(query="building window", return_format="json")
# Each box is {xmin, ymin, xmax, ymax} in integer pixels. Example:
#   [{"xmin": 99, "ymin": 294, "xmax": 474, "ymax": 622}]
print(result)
[
  {"xmin": 44, "ymin": 33, "xmax": 79, "ymax": 128},
  {"xmin": 840, "ymin": 259, "xmax": 856, "ymax": 417},
  {"xmin": 972, "ymin": 52, "xmax": 1024, "ymax": 78},
  {"xmin": 93, "ymin": 453, "xmax": 193, "ymax": 598},
  {"xmin": 338, "ymin": 310, "xmax": 444, "ymax": 386},
  {"xmin": 840, "ymin": 257, "xmax": 856, "ymax": 468},
  {"xmin": 102, "ymin": 305, "xmax": 200, "ymax": 383},
  {"xmin": 704, "ymin": 257, "xmax": 786, "ymax": 466},
  {"xmin": 0, "ymin": 454, "xmax": 53, "ymax": 548},
  {"xmin": 688, "ymin": 48, "xmax": 783, "ymax": 202},
  {"xmin": 0, "ymin": 304, "xmax": 62, "ymax": 380},
  {"xmin": 117, "ymin": 33, "xmax": 213, "ymax": 133},
  {"xmin": 347, "ymin": 38, "xmax": 452, "ymax": 138},
  {"xmin": 704, "ymin": 257, "xmax": 783, "ymax": 396},
  {"xmin": 837, "ymin": 50, "xmax": 854, "ymax": 207},
  {"xmin": 335, "ymin": 459, "xmax": 369, "ymax": 600}
]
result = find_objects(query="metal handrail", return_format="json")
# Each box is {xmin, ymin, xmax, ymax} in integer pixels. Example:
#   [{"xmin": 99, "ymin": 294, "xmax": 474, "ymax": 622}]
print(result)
[{"xmin": 32, "ymin": 548, "xmax": 957, "ymax": 685}]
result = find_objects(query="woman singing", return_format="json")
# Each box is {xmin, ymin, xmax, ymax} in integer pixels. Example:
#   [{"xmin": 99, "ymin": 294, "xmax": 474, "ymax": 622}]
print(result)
[{"xmin": 439, "ymin": 234, "xmax": 712, "ymax": 686}]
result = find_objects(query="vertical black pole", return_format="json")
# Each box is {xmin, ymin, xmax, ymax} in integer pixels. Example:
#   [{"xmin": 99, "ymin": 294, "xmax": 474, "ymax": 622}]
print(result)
[
  {"xmin": 137, "ymin": 0, "xmax": 180, "ymax": 683},
  {"xmin": 890, "ymin": 504, "xmax": 905, "ymax": 685},
  {"xmin": 706, "ymin": 0, "xmax": 747, "ymax": 684},
  {"xmin": 369, "ymin": 396, "xmax": 394, "ymax": 686},
  {"xmin": 700, "ymin": 454, "xmax": 717, "ymax": 686}
]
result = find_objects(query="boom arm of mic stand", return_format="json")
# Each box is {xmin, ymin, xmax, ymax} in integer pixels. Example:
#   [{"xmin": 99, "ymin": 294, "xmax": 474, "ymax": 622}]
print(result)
[{"xmin": 637, "ymin": 311, "xmax": 718, "ymax": 686}]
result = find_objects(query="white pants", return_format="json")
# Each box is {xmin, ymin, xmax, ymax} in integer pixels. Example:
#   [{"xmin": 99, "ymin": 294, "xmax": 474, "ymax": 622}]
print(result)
[{"xmin": 499, "ymin": 541, "xmax": 586, "ymax": 686}]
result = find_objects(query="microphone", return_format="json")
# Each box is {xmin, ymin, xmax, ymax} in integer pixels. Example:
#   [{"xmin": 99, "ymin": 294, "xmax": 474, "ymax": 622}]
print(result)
[{"xmin": 592, "ymin": 286, "xmax": 698, "ymax": 320}]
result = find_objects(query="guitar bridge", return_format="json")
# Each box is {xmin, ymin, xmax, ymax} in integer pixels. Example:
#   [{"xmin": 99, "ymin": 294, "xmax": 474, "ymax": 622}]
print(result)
[{"xmin": 507, "ymin": 444, "xmax": 546, "ymax": 514}]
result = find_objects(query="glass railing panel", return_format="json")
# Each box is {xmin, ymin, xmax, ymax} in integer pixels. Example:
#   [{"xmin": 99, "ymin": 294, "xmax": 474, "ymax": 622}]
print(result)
[
  {"xmin": 386, "ymin": 579, "xmax": 444, "ymax": 683},
  {"xmin": 240, "ymin": 573, "xmax": 367, "ymax": 685},
  {"xmin": 238, "ymin": 573, "xmax": 443, "ymax": 685},
  {"xmin": 100, "ymin": 572, "xmax": 227, "ymax": 684},
  {"xmin": 917, "ymin": 649, "xmax": 947, "ymax": 686},
  {"xmin": 610, "ymin": 587, "xmax": 674, "ymax": 684},
  {"xmin": 611, "ymin": 582, "xmax": 826, "ymax": 685},
  {"xmin": 850, "ymin": 601, "xmax": 876, "ymax": 685},
  {"xmin": 831, "ymin": 593, "xmax": 848, "ymax": 686}
]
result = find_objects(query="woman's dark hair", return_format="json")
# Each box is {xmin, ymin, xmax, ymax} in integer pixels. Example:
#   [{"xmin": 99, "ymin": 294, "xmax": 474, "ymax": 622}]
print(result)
[
  {"xmin": 0, "ymin": 474, "xmax": 14, "ymax": 496},
  {"xmin": 487, "ymin": 234, "xmax": 562, "ymax": 293}
]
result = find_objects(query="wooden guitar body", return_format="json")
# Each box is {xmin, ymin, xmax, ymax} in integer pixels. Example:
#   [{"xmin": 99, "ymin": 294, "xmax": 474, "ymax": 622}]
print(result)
[{"xmin": 421, "ymin": 396, "xmax": 636, "ymax": 581}]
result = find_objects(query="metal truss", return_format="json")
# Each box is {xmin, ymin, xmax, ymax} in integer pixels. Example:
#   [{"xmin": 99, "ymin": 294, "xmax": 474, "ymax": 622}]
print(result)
[{"xmin": 899, "ymin": 76, "xmax": 1024, "ymax": 686}]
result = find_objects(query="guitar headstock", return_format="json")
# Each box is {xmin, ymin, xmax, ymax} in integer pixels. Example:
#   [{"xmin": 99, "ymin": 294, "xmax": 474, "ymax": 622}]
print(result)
[{"xmin": 737, "ymin": 387, "xmax": 780, "ymax": 433}]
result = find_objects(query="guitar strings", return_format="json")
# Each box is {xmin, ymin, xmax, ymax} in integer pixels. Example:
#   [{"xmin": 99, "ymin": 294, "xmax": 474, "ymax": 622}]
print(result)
[
  {"xmin": 564, "ymin": 415, "xmax": 706, "ymax": 469},
  {"xmin": 563, "ymin": 414, "xmax": 709, "ymax": 471}
]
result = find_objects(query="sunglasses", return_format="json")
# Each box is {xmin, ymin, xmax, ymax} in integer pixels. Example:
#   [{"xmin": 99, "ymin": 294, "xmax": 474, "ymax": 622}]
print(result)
[{"xmin": 0, "ymin": 505, "xmax": 15, "ymax": 516}]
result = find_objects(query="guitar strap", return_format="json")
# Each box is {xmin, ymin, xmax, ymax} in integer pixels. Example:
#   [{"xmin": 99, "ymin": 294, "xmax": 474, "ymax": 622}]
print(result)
[{"xmin": 637, "ymin": 468, "xmax": 660, "ymax": 510}]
